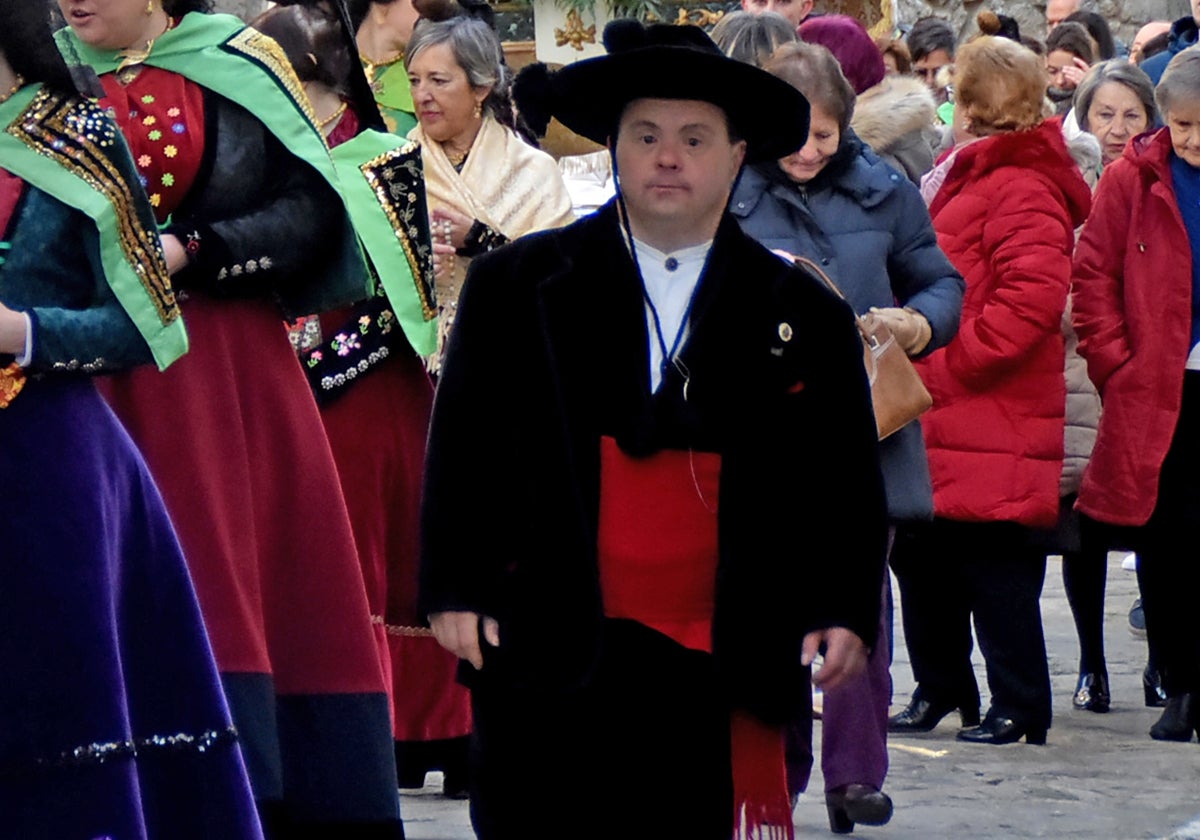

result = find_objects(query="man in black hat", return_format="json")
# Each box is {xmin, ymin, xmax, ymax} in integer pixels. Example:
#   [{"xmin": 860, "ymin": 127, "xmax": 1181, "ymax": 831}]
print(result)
[{"xmin": 420, "ymin": 20, "xmax": 887, "ymax": 839}]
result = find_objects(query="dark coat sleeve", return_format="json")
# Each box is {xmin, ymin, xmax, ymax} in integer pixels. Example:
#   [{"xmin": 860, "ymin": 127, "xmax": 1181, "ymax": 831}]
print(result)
[
  {"xmin": 167, "ymin": 94, "xmax": 344, "ymax": 298},
  {"xmin": 884, "ymin": 178, "xmax": 964, "ymax": 355},
  {"xmin": 5, "ymin": 193, "xmax": 151, "ymax": 374},
  {"xmin": 418, "ymin": 242, "xmax": 548, "ymax": 620}
]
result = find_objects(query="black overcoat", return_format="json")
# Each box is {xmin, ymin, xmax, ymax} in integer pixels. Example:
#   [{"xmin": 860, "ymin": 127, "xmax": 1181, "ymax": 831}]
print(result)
[{"xmin": 419, "ymin": 200, "xmax": 887, "ymax": 725}]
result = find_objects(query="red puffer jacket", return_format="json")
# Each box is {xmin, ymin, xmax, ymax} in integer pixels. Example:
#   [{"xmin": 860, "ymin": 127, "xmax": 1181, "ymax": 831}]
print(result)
[
  {"xmin": 1072, "ymin": 128, "xmax": 1193, "ymax": 526},
  {"xmin": 917, "ymin": 120, "xmax": 1092, "ymax": 528}
]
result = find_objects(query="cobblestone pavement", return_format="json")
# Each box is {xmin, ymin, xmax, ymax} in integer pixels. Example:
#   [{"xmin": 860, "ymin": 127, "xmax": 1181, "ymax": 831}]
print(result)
[{"xmin": 399, "ymin": 554, "xmax": 1200, "ymax": 839}]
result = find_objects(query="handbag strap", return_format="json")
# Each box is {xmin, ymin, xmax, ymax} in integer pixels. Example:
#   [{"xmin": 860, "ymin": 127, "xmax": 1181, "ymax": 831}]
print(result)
[
  {"xmin": 788, "ymin": 254, "xmax": 880, "ymax": 384},
  {"xmin": 790, "ymin": 254, "xmax": 846, "ymax": 302}
]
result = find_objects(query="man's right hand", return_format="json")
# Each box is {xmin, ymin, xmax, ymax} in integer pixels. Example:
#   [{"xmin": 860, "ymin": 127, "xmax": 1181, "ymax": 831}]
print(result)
[{"xmin": 429, "ymin": 611, "xmax": 501, "ymax": 671}]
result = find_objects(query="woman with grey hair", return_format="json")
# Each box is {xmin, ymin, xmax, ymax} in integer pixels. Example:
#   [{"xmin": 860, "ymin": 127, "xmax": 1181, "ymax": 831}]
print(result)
[
  {"xmin": 1058, "ymin": 57, "xmax": 1158, "ymax": 718},
  {"xmin": 1072, "ymin": 45, "xmax": 1200, "ymax": 743},
  {"xmin": 711, "ymin": 10, "xmax": 798, "ymax": 68},
  {"xmin": 1074, "ymin": 59, "xmax": 1158, "ymax": 166},
  {"xmin": 406, "ymin": 16, "xmax": 574, "ymax": 369}
]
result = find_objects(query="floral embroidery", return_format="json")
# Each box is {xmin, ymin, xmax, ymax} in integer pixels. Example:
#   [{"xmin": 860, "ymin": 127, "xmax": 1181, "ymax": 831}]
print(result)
[
  {"xmin": 307, "ymin": 350, "xmax": 323, "ymax": 367},
  {"xmin": 164, "ymin": 145, "xmax": 178, "ymax": 158},
  {"xmin": 141, "ymin": 94, "xmax": 156, "ymax": 104},
  {"xmin": 149, "ymin": 193, "xmax": 161, "ymax": 207},
  {"xmin": 147, "ymin": 129, "xmax": 162, "ymax": 141},
  {"xmin": 358, "ymin": 315, "xmax": 371, "ymax": 334},
  {"xmin": 167, "ymin": 107, "xmax": 180, "ymax": 117},
  {"xmin": 161, "ymin": 173, "xmax": 175, "ymax": 187},
  {"xmin": 172, "ymin": 123, "xmax": 186, "ymax": 134},
  {"xmin": 377, "ymin": 309, "xmax": 395, "ymax": 334},
  {"xmin": 137, "ymin": 154, "xmax": 151, "ymax": 167},
  {"xmin": 332, "ymin": 332, "xmax": 361, "ymax": 357}
]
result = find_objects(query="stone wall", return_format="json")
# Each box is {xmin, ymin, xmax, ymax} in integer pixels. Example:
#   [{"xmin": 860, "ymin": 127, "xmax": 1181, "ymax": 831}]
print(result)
[{"xmin": 877, "ymin": 0, "xmax": 1191, "ymax": 46}]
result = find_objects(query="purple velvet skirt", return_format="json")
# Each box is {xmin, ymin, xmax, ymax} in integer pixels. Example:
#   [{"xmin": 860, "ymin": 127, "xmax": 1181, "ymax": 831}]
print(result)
[{"xmin": 0, "ymin": 377, "xmax": 263, "ymax": 840}]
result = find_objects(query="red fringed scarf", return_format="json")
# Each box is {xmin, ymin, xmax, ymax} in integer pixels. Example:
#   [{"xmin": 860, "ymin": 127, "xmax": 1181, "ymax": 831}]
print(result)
[{"xmin": 597, "ymin": 435, "xmax": 793, "ymax": 840}]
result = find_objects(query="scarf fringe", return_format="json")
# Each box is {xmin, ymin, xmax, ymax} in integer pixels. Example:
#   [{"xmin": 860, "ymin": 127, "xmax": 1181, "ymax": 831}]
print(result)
[{"xmin": 730, "ymin": 709, "xmax": 795, "ymax": 840}]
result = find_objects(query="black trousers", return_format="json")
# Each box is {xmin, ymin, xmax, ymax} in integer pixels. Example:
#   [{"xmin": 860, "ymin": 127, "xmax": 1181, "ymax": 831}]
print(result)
[
  {"xmin": 1130, "ymin": 371, "xmax": 1200, "ymax": 699},
  {"xmin": 892, "ymin": 519, "xmax": 1052, "ymax": 729},
  {"xmin": 467, "ymin": 619, "xmax": 733, "ymax": 840}
]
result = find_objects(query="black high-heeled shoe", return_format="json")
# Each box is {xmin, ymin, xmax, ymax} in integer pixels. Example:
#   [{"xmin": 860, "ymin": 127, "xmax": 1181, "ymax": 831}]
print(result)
[
  {"xmin": 888, "ymin": 693, "xmax": 980, "ymax": 733},
  {"xmin": 1149, "ymin": 694, "xmax": 1196, "ymax": 742},
  {"xmin": 956, "ymin": 715, "xmax": 1047, "ymax": 746},
  {"xmin": 1073, "ymin": 671, "xmax": 1110, "ymax": 713},
  {"xmin": 825, "ymin": 784, "xmax": 893, "ymax": 834},
  {"xmin": 1144, "ymin": 665, "xmax": 1169, "ymax": 708}
]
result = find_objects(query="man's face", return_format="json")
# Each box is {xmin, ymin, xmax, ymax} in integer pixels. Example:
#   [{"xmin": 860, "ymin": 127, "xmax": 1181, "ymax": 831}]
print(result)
[
  {"xmin": 1131, "ymin": 21, "xmax": 1171, "ymax": 62},
  {"xmin": 913, "ymin": 48, "xmax": 953, "ymax": 98},
  {"xmin": 1046, "ymin": 0, "xmax": 1080, "ymax": 31},
  {"xmin": 740, "ymin": 0, "xmax": 813, "ymax": 28},
  {"xmin": 614, "ymin": 98, "xmax": 747, "ymax": 246}
]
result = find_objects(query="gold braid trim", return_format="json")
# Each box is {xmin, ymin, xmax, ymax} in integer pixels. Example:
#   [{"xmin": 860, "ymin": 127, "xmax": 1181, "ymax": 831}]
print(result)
[
  {"xmin": 360, "ymin": 143, "xmax": 437, "ymax": 321},
  {"xmin": 370, "ymin": 616, "xmax": 435, "ymax": 638},
  {"xmin": 6, "ymin": 90, "xmax": 177, "ymax": 324},
  {"xmin": 224, "ymin": 28, "xmax": 319, "ymax": 133}
]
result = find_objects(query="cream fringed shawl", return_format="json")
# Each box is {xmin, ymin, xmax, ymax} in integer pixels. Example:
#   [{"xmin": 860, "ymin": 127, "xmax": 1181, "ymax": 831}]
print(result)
[{"xmin": 411, "ymin": 117, "xmax": 576, "ymax": 368}]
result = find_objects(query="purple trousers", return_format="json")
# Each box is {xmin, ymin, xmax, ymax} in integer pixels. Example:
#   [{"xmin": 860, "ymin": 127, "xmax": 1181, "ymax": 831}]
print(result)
[{"xmin": 788, "ymin": 543, "xmax": 893, "ymax": 795}]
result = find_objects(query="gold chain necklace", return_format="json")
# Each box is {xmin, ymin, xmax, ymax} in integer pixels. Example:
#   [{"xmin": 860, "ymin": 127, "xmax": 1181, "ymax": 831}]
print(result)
[
  {"xmin": 116, "ymin": 15, "xmax": 174, "ymax": 74},
  {"xmin": 318, "ymin": 101, "xmax": 349, "ymax": 132},
  {"xmin": 0, "ymin": 74, "xmax": 25, "ymax": 106},
  {"xmin": 360, "ymin": 52, "xmax": 403, "ymax": 86}
]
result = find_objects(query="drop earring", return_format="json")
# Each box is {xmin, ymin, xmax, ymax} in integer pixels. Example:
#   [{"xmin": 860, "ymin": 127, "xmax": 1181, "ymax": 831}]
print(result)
[
  {"xmin": 473, "ymin": 101, "xmax": 482, "ymax": 119},
  {"xmin": 146, "ymin": 0, "xmax": 155, "ymax": 15}
]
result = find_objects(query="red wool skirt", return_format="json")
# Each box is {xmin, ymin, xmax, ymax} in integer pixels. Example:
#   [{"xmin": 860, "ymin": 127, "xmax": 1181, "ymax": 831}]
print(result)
[
  {"xmin": 98, "ymin": 294, "xmax": 400, "ymax": 827},
  {"xmin": 315, "ymin": 333, "xmax": 471, "ymax": 744}
]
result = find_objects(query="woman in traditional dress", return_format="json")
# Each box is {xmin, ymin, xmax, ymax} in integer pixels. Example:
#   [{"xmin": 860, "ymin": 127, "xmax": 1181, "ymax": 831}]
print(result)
[
  {"xmin": 254, "ymin": 0, "xmax": 470, "ymax": 796},
  {"xmin": 56, "ymin": 1, "xmax": 402, "ymax": 835},
  {"xmin": 0, "ymin": 3, "xmax": 261, "ymax": 837},
  {"xmin": 405, "ymin": 15, "xmax": 574, "ymax": 369}
]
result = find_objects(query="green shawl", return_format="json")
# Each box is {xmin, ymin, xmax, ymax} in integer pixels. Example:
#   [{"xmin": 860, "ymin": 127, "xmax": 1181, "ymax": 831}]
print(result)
[
  {"xmin": 0, "ymin": 84, "xmax": 186, "ymax": 369},
  {"xmin": 57, "ymin": 12, "xmax": 371, "ymax": 318}
]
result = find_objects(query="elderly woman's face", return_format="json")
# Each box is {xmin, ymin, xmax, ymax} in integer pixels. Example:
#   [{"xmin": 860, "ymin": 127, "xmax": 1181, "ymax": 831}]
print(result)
[
  {"xmin": 778, "ymin": 103, "xmax": 839, "ymax": 185},
  {"xmin": 1087, "ymin": 81, "xmax": 1149, "ymax": 166},
  {"xmin": 408, "ymin": 42, "xmax": 489, "ymax": 148},
  {"xmin": 57, "ymin": 0, "xmax": 164, "ymax": 50},
  {"xmin": 1167, "ymin": 98, "xmax": 1200, "ymax": 169}
]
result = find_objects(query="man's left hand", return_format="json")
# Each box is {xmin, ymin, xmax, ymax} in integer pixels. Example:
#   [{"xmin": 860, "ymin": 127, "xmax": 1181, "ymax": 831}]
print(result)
[{"xmin": 802, "ymin": 627, "xmax": 868, "ymax": 692}]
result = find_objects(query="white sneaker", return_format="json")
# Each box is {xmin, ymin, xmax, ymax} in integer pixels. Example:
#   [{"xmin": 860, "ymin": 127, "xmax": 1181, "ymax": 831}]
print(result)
[{"xmin": 1120, "ymin": 552, "xmax": 1137, "ymax": 571}]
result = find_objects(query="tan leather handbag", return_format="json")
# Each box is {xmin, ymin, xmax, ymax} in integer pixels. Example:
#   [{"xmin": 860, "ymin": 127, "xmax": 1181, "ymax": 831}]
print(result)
[{"xmin": 793, "ymin": 256, "xmax": 932, "ymax": 440}]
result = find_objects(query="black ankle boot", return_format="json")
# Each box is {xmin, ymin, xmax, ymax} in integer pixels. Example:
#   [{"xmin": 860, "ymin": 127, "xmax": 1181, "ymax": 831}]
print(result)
[
  {"xmin": 888, "ymin": 690, "xmax": 980, "ymax": 733},
  {"xmin": 825, "ymin": 784, "xmax": 893, "ymax": 834},
  {"xmin": 1073, "ymin": 671, "xmax": 1110, "ymax": 713},
  {"xmin": 1149, "ymin": 694, "xmax": 1196, "ymax": 742},
  {"xmin": 957, "ymin": 714, "xmax": 1047, "ymax": 746}
]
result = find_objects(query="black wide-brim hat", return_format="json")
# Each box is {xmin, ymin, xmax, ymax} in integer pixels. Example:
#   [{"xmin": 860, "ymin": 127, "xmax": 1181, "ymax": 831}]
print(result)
[{"xmin": 548, "ymin": 20, "xmax": 810, "ymax": 163}]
